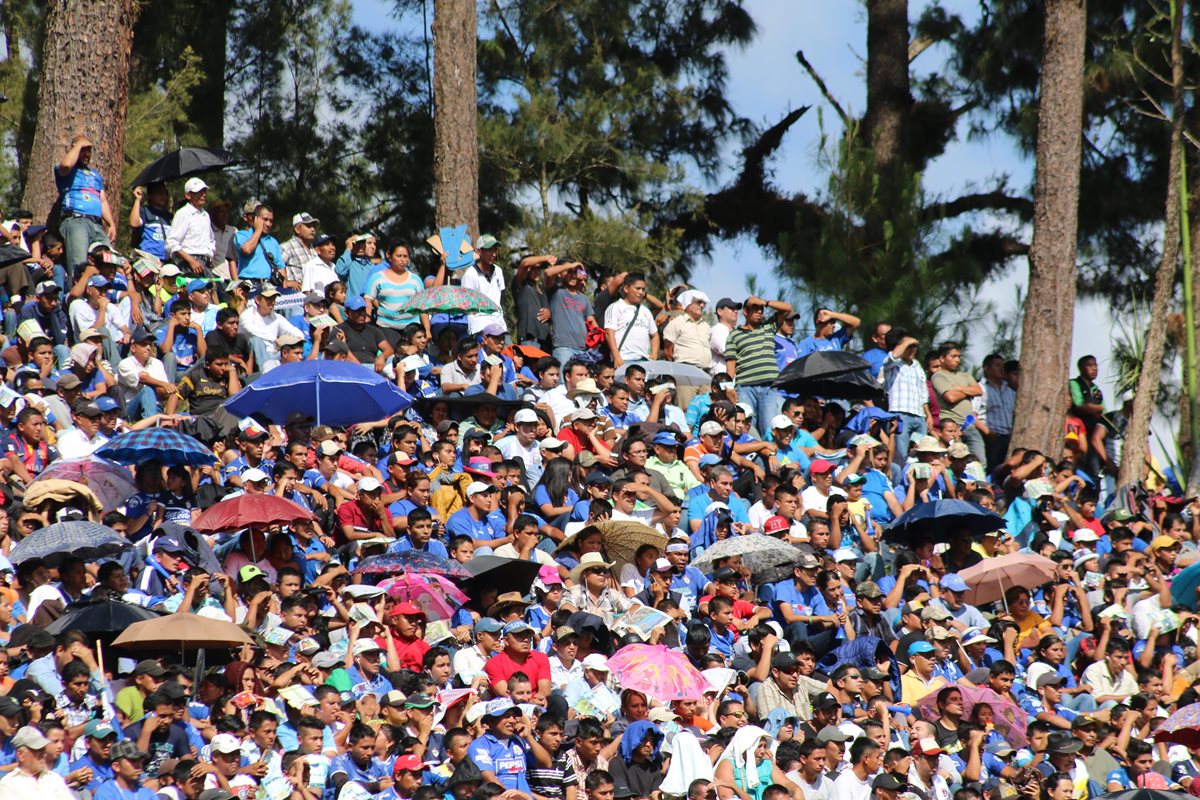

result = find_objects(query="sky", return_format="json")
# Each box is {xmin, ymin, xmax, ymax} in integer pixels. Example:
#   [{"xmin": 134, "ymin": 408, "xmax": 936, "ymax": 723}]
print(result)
[{"xmin": 350, "ymin": 0, "xmax": 1174, "ymax": 450}]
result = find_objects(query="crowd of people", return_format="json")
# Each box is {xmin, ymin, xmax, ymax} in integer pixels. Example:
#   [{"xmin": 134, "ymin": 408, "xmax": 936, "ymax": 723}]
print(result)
[{"xmin": 0, "ymin": 134, "xmax": 1185, "ymax": 800}]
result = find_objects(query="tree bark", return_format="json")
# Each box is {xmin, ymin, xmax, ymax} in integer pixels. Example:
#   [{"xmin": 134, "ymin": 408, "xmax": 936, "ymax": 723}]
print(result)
[
  {"xmin": 432, "ymin": 0, "xmax": 479, "ymax": 238},
  {"xmin": 1010, "ymin": 0, "xmax": 1086, "ymax": 458},
  {"xmin": 21, "ymin": 0, "xmax": 138, "ymax": 225},
  {"xmin": 863, "ymin": 0, "xmax": 910, "ymax": 178},
  {"xmin": 1120, "ymin": 0, "xmax": 1184, "ymax": 487}
]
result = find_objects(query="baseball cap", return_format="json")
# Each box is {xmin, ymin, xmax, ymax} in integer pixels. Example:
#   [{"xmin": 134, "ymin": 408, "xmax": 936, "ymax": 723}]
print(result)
[
  {"xmin": 292, "ymin": 212, "xmax": 319, "ymax": 227},
  {"xmin": 343, "ymin": 295, "xmax": 367, "ymax": 312},
  {"xmin": 186, "ymin": 279, "xmax": 209, "ymax": 293},
  {"xmin": 856, "ymin": 580, "xmax": 884, "ymax": 599},
  {"xmin": 651, "ymin": 558, "xmax": 674, "ymax": 573},
  {"xmin": 11, "ymin": 726, "xmax": 48, "ymax": 750},
  {"xmin": 56, "ymin": 373, "xmax": 82, "ymax": 391},
  {"xmin": 1036, "ymin": 673, "xmax": 1066, "ymax": 689},
  {"xmin": 770, "ymin": 414, "xmax": 795, "ymax": 431},
  {"xmin": 479, "ymin": 322, "xmax": 507, "ymax": 337},
  {"xmin": 84, "ymin": 719, "xmax": 117, "ymax": 739},
  {"xmin": 133, "ymin": 659, "xmax": 166, "ymax": 678},
  {"xmin": 908, "ymin": 641, "xmax": 936, "ymax": 656},
  {"xmin": 715, "ymin": 298, "xmax": 742, "ymax": 310},
  {"xmin": 770, "ymin": 652, "xmax": 797, "ymax": 670},
  {"xmin": 87, "ymin": 275, "xmax": 110, "ymax": 288},
  {"xmin": 159, "ymin": 264, "xmax": 182, "ymax": 278},
  {"xmin": 539, "ymin": 437, "xmax": 568, "ymax": 451},
  {"xmin": 183, "ymin": 177, "xmax": 208, "ymax": 194},
  {"xmin": 483, "ymin": 698, "xmax": 519, "ymax": 718},
  {"xmin": 844, "ymin": 473, "xmax": 866, "ymax": 485},
  {"xmin": 239, "ymin": 565, "xmax": 267, "ymax": 583},
  {"xmin": 698, "ymin": 454, "xmax": 722, "ymax": 467},
  {"xmin": 199, "ymin": 790, "xmax": 237, "ymax": 800},
  {"xmin": 713, "ymin": 566, "xmax": 739, "ymax": 583},
  {"xmin": 920, "ymin": 604, "xmax": 952, "ymax": 622},
  {"xmin": 394, "ymin": 754, "xmax": 424, "ymax": 774},
  {"xmin": 210, "ymin": 733, "xmax": 242, "ymax": 754},
  {"xmin": 873, "ymin": 774, "xmax": 909, "ymax": 792},
  {"xmin": 276, "ymin": 333, "xmax": 304, "ymax": 347},
  {"xmin": 809, "ymin": 460, "xmax": 834, "ymax": 474},
  {"xmin": 241, "ymin": 467, "xmax": 269, "ymax": 483},
  {"xmin": 502, "ymin": 620, "xmax": 536, "ymax": 636},
  {"xmin": 110, "ymin": 740, "xmax": 146, "ymax": 761},
  {"xmin": 475, "ymin": 617, "xmax": 505, "ymax": 634},
  {"xmin": 152, "ymin": 536, "xmax": 188, "ymax": 555},
  {"xmin": 833, "ymin": 548, "xmax": 860, "ymax": 563},
  {"xmin": 699, "ymin": 421, "xmax": 724, "ymax": 437},
  {"xmin": 312, "ymin": 234, "xmax": 333, "ymax": 247},
  {"xmin": 796, "ymin": 553, "xmax": 821, "ymax": 570},
  {"xmin": 912, "ymin": 737, "xmax": 945, "ymax": 756},
  {"xmin": 514, "ymin": 408, "xmax": 538, "ymax": 424},
  {"xmin": 352, "ymin": 639, "xmax": 383, "ymax": 656},
  {"xmin": 477, "ymin": 234, "xmax": 499, "ymax": 250},
  {"xmin": 812, "ymin": 691, "xmax": 839, "ymax": 710},
  {"xmin": 0, "ymin": 697, "xmax": 19, "ymax": 718},
  {"xmin": 1151, "ymin": 535, "xmax": 1181, "ymax": 551},
  {"xmin": 940, "ymin": 574, "xmax": 969, "ymax": 592},
  {"xmin": 404, "ymin": 693, "xmax": 438, "ymax": 710},
  {"xmin": 392, "ymin": 601, "xmax": 425, "ymax": 618},
  {"xmin": 581, "ymin": 654, "xmax": 610, "ymax": 672},
  {"xmin": 467, "ymin": 481, "xmax": 497, "ymax": 498},
  {"xmin": 1074, "ymin": 528, "xmax": 1100, "ymax": 543},
  {"xmin": 653, "ymin": 431, "xmax": 680, "ymax": 446},
  {"xmin": 34, "ymin": 280, "xmax": 60, "ymax": 296},
  {"xmin": 357, "ymin": 476, "xmax": 383, "ymax": 493},
  {"xmin": 96, "ymin": 395, "xmax": 118, "ymax": 413},
  {"xmin": 763, "ymin": 515, "xmax": 790, "ymax": 534},
  {"xmin": 73, "ymin": 400, "xmax": 103, "ymax": 418},
  {"xmin": 816, "ymin": 725, "xmax": 851, "ymax": 743},
  {"xmin": 381, "ymin": 690, "xmax": 408, "ymax": 708},
  {"xmin": 317, "ymin": 440, "xmax": 342, "ymax": 457}
]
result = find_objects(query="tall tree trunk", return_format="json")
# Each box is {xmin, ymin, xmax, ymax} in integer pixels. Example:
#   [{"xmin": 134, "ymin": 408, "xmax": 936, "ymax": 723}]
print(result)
[
  {"xmin": 1010, "ymin": 0, "xmax": 1086, "ymax": 458},
  {"xmin": 862, "ymin": 0, "xmax": 911, "ymax": 251},
  {"xmin": 432, "ymin": 0, "xmax": 479, "ymax": 238},
  {"xmin": 1121, "ymin": 0, "xmax": 1184, "ymax": 487},
  {"xmin": 21, "ymin": 0, "xmax": 138, "ymax": 224}
]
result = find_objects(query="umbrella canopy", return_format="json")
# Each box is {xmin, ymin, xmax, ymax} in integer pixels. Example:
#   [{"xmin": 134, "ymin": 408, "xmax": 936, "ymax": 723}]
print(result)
[
  {"xmin": 772, "ymin": 351, "xmax": 883, "ymax": 398},
  {"xmin": 0, "ymin": 243, "xmax": 31, "ymax": 269},
  {"xmin": 607, "ymin": 643, "xmax": 711, "ymax": 701},
  {"xmin": 1098, "ymin": 791, "xmax": 1194, "ymax": 800},
  {"xmin": 97, "ymin": 427, "xmax": 216, "ymax": 467},
  {"xmin": 382, "ymin": 573, "xmax": 469, "ymax": 621},
  {"xmin": 1171, "ymin": 561, "xmax": 1200, "ymax": 611},
  {"xmin": 353, "ymin": 551, "xmax": 471, "ymax": 579},
  {"xmin": 413, "ymin": 393, "xmax": 525, "ymax": 422},
  {"xmin": 29, "ymin": 457, "xmax": 137, "ymax": 512},
  {"xmin": 131, "ymin": 146, "xmax": 239, "ymax": 187},
  {"xmin": 615, "ymin": 360, "xmax": 712, "ymax": 388},
  {"xmin": 46, "ymin": 598, "xmax": 164, "ymax": 637},
  {"xmin": 224, "ymin": 360, "xmax": 413, "ymax": 426},
  {"xmin": 689, "ymin": 535, "xmax": 801, "ymax": 579},
  {"xmin": 112, "ymin": 614, "xmax": 254, "ymax": 651},
  {"xmin": 397, "ymin": 286, "xmax": 500, "ymax": 315},
  {"xmin": 192, "ymin": 494, "xmax": 314, "ymax": 532},
  {"xmin": 9, "ymin": 521, "xmax": 130, "ymax": 567},
  {"xmin": 957, "ymin": 552, "xmax": 1058, "ymax": 607},
  {"xmin": 915, "ymin": 684, "xmax": 1028, "ymax": 748},
  {"xmin": 1154, "ymin": 702, "xmax": 1200, "ymax": 748},
  {"xmin": 882, "ymin": 499, "xmax": 1006, "ymax": 547},
  {"xmin": 458, "ymin": 555, "xmax": 542, "ymax": 597},
  {"xmin": 588, "ymin": 521, "xmax": 669, "ymax": 570}
]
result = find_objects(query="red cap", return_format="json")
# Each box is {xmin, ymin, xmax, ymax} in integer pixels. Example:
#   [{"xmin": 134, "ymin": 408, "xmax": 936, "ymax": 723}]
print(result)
[
  {"xmin": 764, "ymin": 516, "xmax": 790, "ymax": 534},
  {"xmin": 911, "ymin": 737, "xmax": 945, "ymax": 756},
  {"xmin": 394, "ymin": 754, "xmax": 424, "ymax": 775},
  {"xmin": 391, "ymin": 601, "xmax": 426, "ymax": 618},
  {"xmin": 809, "ymin": 460, "xmax": 834, "ymax": 475}
]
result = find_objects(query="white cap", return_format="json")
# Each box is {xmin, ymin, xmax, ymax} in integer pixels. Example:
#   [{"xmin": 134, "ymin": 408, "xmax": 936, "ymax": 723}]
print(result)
[
  {"xmin": 467, "ymin": 481, "xmax": 495, "ymax": 498},
  {"xmin": 160, "ymin": 264, "xmax": 182, "ymax": 277},
  {"xmin": 770, "ymin": 414, "xmax": 795, "ymax": 430},
  {"xmin": 341, "ymin": 584, "xmax": 386, "ymax": 600},
  {"xmin": 399, "ymin": 355, "xmax": 423, "ymax": 374},
  {"xmin": 581, "ymin": 654, "xmax": 610, "ymax": 672},
  {"xmin": 736, "ymin": 402, "xmax": 754, "ymax": 419},
  {"xmin": 183, "ymin": 177, "xmax": 208, "ymax": 194},
  {"xmin": 357, "ymin": 476, "xmax": 382, "ymax": 493},
  {"xmin": 353, "ymin": 639, "xmax": 383, "ymax": 656},
  {"xmin": 704, "ymin": 501, "xmax": 730, "ymax": 516},
  {"xmin": 1073, "ymin": 528, "xmax": 1099, "ymax": 543},
  {"xmin": 539, "ymin": 437, "xmax": 567, "ymax": 450},
  {"xmin": 210, "ymin": 733, "xmax": 241, "ymax": 754},
  {"xmin": 833, "ymin": 548, "xmax": 860, "ymax": 563},
  {"xmin": 292, "ymin": 212, "xmax": 319, "ymax": 227},
  {"xmin": 514, "ymin": 409, "xmax": 538, "ymax": 424},
  {"xmin": 242, "ymin": 467, "xmax": 269, "ymax": 483},
  {"xmin": 699, "ymin": 421, "xmax": 724, "ymax": 437}
]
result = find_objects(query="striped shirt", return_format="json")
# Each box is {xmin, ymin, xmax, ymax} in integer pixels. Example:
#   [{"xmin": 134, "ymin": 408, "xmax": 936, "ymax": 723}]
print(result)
[
  {"xmin": 366, "ymin": 270, "xmax": 425, "ymax": 328},
  {"xmin": 884, "ymin": 355, "xmax": 928, "ymax": 417},
  {"xmin": 726, "ymin": 321, "xmax": 780, "ymax": 385},
  {"xmin": 527, "ymin": 750, "xmax": 579, "ymax": 800}
]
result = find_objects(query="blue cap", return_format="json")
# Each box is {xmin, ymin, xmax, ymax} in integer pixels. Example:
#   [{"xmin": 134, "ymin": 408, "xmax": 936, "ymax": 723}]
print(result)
[
  {"xmin": 698, "ymin": 454, "xmax": 721, "ymax": 467},
  {"xmin": 344, "ymin": 295, "xmax": 368, "ymax": 312},
  {"xmin": 653, "ymin": 432, "xmax": 679, "ymax": 446},
  {"xmin": 186, "ymin": 279, "xmax": 209, "ymax": 293},
  {"xmin": 940, "ymin": 574, "xmax": 969, "ymax": 592},
  {"xmin": 87, "ymin": 275, "xmax": 109, "ymax": 288},
  {"xmin": 95, "ymin": 396, "xmax": 118, "ymax": 412},
  {"xmin": 475, "ymin": 617, "xmax": 504, "ymax": 634},
  {"xmin": 502, "ymin": 620, "xmax": 535, "ymax": 636},
  {"xmin": 908, "ymin": 641, "xmax": 936, "ymax": 656}
]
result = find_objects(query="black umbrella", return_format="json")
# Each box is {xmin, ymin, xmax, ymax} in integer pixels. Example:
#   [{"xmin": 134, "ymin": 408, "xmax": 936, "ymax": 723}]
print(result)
[
  {"xmin": 882, "ymin": 498, "xmax": 1006, "ymax": 547},
  {"xmin": 0, "ymin": 244, "xmax": 31, "ymax": 269},
  {"xmin": 773, "ymin": 351, "xmax": 883, "ymax": 400},
  {"xmin": 457, "ymin": 555, "xmax": 541, "ymax": 597},
  {"xmin": 131, "ymin": 147, "xmax": 239, "ymax": 187},
  {"xmin": 414, "ymin": 393, "xmax": 526, "ymax": 423},
  {"xmin": 45, "ymin": 597, "xmax": 164, "ymax": 637}
]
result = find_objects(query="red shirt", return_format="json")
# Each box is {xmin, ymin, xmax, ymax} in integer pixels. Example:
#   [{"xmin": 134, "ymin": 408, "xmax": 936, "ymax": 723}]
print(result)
[
  {"xmin": 375, "ymin": 634, "xmax": 430, "ymax": 672},
  {"xmin": 557, "ymin": 426, "xmax": 597, "ymax": 456},
  {"xmin": 484, "ymin": 649, "xmax": 551, "ymax": 690},
  {"xmin": 335, "ymin": 500, "xmax": 394, "ymax": 542}
]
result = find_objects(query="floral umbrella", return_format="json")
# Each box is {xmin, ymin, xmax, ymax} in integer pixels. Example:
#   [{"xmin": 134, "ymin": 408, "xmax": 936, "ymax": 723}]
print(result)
[
  {"xmin": 397, "ymin": 286, "xmax": 499, "ymax": 315},
  {"xmin": 607, "ymin": 643, "xmax": 711, "ymax": 701},
  {"xmin": 353, "ymin": 551, "xmax": 471, "ymax": 579},
  {"xmin": 915, "ymin": 684, "xmax": 1028, "ymax": 748},
  {"xmin": 381, "ymin": 573, "xmax": 469, "ymax": 621},
  {"xmin": 1154, "ymin": 702, "xmax": 1200, "ymax": 748}
]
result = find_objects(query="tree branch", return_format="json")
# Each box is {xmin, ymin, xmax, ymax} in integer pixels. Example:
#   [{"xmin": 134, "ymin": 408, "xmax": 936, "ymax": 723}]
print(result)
[
  {"xmin": 922, "ymin": 191, "xmax": 1034, "ymax": 222},
  {"xmin": 908, "ymin": 34, "xmax": 935, "ymax": 62},
  {"xmin": 795, "ymin": 50, "xmax": 848, "ymax": 125}
]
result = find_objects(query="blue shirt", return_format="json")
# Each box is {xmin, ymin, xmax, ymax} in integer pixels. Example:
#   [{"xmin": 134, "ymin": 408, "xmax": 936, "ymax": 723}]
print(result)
[
  {"xmin": 345, "ymin": 665, "xmax": 392, "ymax": 698},
  {"xmin": 861, "ymin": 469, "xmax": 898, "ymax": 524},
  {"xmin": 446, "ymin": 508, "xmax": 507, "ymax": 541},
  {"xmin": 233, "ymin": 229, "xmax": 284, "ymax": 280},
  {"xmin": 468, "ymin": 733, "xmax": 530, "ymax": 793},
  {"xmin": 770, "ymin": 580, "xmax": 830, "ymax": 630},
  {"xmin": 95, "ymin": 782, "xmax": 158, "ymax": 800},
  {"xmin": 669, "ymin": 565, "xmax": 710, "ymax": 609},
  {"xmin": 331, "ymin": 751, "xmax": 390, "ymax": 786},
  {"xmin": 774, "ymin": 334, "xmax": 799, "ymax": 372},
  {"xmin": 157, "ymin": 324, "xmax": 200, "ymax": 371},
  {"xmin": 335, "ymin": 251, "xmax": 377, "ymax": 297},
  {"xmin": 56, "ymin": 165, "xmax": 105, "ymax": 216},
  {"xmin": 795, "ymin": 328, "xmax": 851, "ymax": 358},
  {"xmin": 389, "ymin": 536, "xmax": 449, "ymax": 557},
  {"xmin": 70, "ymin": 753, "xmax": 114, "ymax": 793}
]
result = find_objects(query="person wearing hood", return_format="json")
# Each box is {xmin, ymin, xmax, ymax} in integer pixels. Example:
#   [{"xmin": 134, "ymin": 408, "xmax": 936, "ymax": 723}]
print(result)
[
  {"xmin": 609, "ymin": 720, "xmax": 665, "ymax": 799},
  {"xmin": 714, "ymin": 726, "xmax": 798, "ymax": 800}
]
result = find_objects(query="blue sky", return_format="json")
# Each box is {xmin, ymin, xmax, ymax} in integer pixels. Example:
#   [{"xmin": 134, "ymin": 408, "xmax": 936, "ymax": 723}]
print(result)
[{"xmin": 351, "ymin": 0, "xmax": 1159, "ymax": 437}]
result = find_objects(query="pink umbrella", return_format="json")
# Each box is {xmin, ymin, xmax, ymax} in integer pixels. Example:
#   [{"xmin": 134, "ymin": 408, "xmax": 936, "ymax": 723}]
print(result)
[
  {"xmin": 607, "ymin": 644, "xmax": 711, "ymax": 701},
  {"xmin": 381, "ymin": 573, "xmax": 468, "ymax": 621},
  {"xmin": 958, "ymin": 552, "xmax": 1058, "ymax": 607},
  {"xmin": 915, "ymin": 684, "xmax": 1029, "ymax": 748}
]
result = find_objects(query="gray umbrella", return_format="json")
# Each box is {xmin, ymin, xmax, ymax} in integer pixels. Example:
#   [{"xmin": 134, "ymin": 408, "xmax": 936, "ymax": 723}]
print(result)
[
  {"xmin": 690, "ymin": 534, "xmax": 802, "ymax": 578},
  {"xmin": 9, "ymin": 521, "xmax": 130, "ymax": 567},
  {"xmin": 615, "ymin": 360, "xmax": 712, "ymax": 387}
]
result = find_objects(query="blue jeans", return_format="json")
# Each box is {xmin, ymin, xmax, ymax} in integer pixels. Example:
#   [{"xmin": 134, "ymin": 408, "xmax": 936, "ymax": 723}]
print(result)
[
  {"xmin": 737, "ymin": 384, "xmax": 782, "ymax": 430},
  {"xmin": 894, "ymin": 413, "xmax": 927, "ymax": 464},
  {"xmin": 553, "ymin": 346, "xmax": 583, "ymax": 365},
  {"xmin": 249, "ymin": 336, "xmax": 272, "ymax": 372},
  {"xmin": 125, "ymin": 385, "xmax": 160, "ymax": 422},
  {"xmin": 60, "ymin": 216, "xmax": 110, "ymax": 272}
]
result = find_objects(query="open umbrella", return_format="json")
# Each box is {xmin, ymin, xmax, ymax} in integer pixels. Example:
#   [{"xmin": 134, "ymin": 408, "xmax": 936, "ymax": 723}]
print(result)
[
  {"xmin": 382, "ymin": 573, "xmax": 469, "ymax": 621},
  {"xmin": 9, "ymin": 521, "xmax": 130, "ymax": 567},
  {"xmin": 131, "ymin": 146, "xmax": 239, "ymax": 187},
  {"xmin": 772, "ymin": 351, "xmax": 882, "ymax": 399},
  {"xmin": 112, "ymin": 614, "xmax": 254, "ymax": 651},
  {"xmin": 46, "ymin": 598, "xmax": 164, "ymax": 637},
  {"xmin": 354, "ymin": 551, "xmax": 471, "ymax": 579},
  {"xmin": 29, "ymin": 457, "xmax": 137, "ymax": 512},
  {"xmin": 397, "ymin": 286, "xmax": 500, "ymax": 315},
  {"xmin": 882, "ymin": 499, "xmax": 1006, "ymax": 547},
  {"xmin": 555, "ymin": 522, "xmax": 668, "ymax": 570},
  {"xmin": 0, "ymin": 244, "xmax": 31, "ymax": 269},
  {"xmin": 616, "ymin": 361, "xmax": 712, "ymax": 387},
  {"xmin": 607, "ymin": 643, "xmax": 711, "ymax": 701},
  {"xmin": 1154, "ymin": 702, "xmax": 1200, "ymax": 748},
  {"xmin": 192, "ymin": 494, "xmax": 314, "ymax": 532},
  {"xmin": 224, "ymin": 360, "xmax": 413, "ymax": 426},
  {"xmin": 688, "ymin": 534, "xmax": 801, "ymax": 578},
  {"xmin": 1171, "ymin": 561, "xmax": 1200, "ymax": 611},
  {"xmin": 458, "ymin": 555, "xmax": 541, "ymax": 596},
  {"xmin": 97, "ymin": 427, "xmax": 216, "ymax": 467},
  {"xmin": 957, "ymin": 552, "xmax": 1058, "ymax": 607},
  {"xmin": 915, "ymin": 684, "xmax": 1028, "ymax": 748},
  {"xmin": 1095, "ymin": 790, "xmax": 1192, "ymax": 800}
]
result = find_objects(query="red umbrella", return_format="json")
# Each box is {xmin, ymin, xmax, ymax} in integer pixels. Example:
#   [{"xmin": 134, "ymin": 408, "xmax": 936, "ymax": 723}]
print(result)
[{"xmin": 192, "ymin": 495, "xmax": 314, "ymax": 532}]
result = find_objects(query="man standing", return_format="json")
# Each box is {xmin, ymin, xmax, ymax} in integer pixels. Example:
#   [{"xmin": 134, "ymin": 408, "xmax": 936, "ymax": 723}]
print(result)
[
  {"xmin": 302, "ymin": 234, "xmax": 340, "ymax": 293},
  {"xmin": 795, "ymin": 307, "xmax": 860, "ymax": 358},
  {"xmin": 462, "ymin": 234, "xmax": 507, "ymax": 334},
  {"xmin": 604, "ymin": 273, "xmax": 658, "ymax": 368},
  {"xmin": 861, "ymin": 322, "xmax": 892, "ymax": 377},
  {"xmin": 663, "ymin": 290, "xmax": 711, "ymax": 371},
  {"xmin": 166, "ymin": 178, "xmax": 215, "ymax": 276},
  {"xmin": 930, "ymin": 342, "xmax": 985, "ymax": 465},
  {"xmin": 545, "ymin": 262, "xmax": 596, "ymax": 364},
  {"xmin": 55, "ymin": 134, "xmax": 116, "ymax": 275},
  {"xmin": 233, "ymin": 204, "xmax": 283, "ymax": 283},
  {"xmin": 725, "ymin": 295, "xmax": 792, "ymax": 429},
  {"xmin": 981, "ymin": 353, "xmax": 1015, "ymax": 471},
  {"xmin": 0, "ymin": 726, "xmax": 74, "ymax": 799},
  {"xmin": 710, "ymin": 298, "xmax": 740, "ymax": 376},
  {"xmin": 1069, "ymin": 355, "xmax": 1113, "ymax": 476},
  {"xmin": 281, "ymin": 212, "xmax": 320, "ymax": 287},
  {"xmin": 883, "ymin": 329, "xmax": 932, "ymax": 465}
]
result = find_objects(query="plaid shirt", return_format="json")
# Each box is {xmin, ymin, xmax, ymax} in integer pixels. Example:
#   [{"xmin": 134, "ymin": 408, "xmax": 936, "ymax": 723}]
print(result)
[
  {"xmin": 55, "ymin": 689, "xmax": 115, "ymax": 729},
  {"xmin": 279, "ymin": 237, "xmax": 315, "ymax": 282},
  {"xmin": 884, "ymin": 355, "xmax": 928, "ymax": 417},
  {"xmin": 559, "ymin": 586, "xmax": 632, "ymax": 626}
]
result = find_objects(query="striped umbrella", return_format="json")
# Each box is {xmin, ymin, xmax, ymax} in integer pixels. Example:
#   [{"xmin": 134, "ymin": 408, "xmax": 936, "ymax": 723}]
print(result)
[
  {"xmin": 97, "ymin": 427, "xmax": 216, "ymax": 467},
  {"xmin": 396, "ymin": 286, "xmax": 499, "ymax": 315},
  {"xmin": 607, "ymin": 643, "xmax": 711, "ymax": 701}
]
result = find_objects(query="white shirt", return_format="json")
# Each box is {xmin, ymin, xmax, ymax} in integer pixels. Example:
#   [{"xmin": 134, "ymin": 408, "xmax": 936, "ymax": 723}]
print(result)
[
  {"xmin": 788, "ymin": 771, "xmax": 833, "ymax": 800},
  {"xmin": 603, "ymin": 300, "xmax": 655, "ymax": 361},
  {"xmin": 711, "ymin": 322, "xmax": 733, "ymax": 374},
  {"xmin": 460, "ymin": 265, "xmax": 506, "ymax": 333},
  {"xmin": 801, "ymin": 485, "xmax": 846, "ymax": 517},
  {"xmin": 117, "ymin": 355, "xmax": 169, "ymax": 404},
  {"xmin": 496, "ymin": 434, "xmax": 543, "ymax": 484},
  {"xmin": 167, "ymin": 203, "xmax": 215, "ymax": 257},
  {"xmin": 543, "ymin": 386, "xmax": 578, "ymax": 430},
  {"xmin": 302, "ymin": 256, "xmax": 340, "ymax": 293},
  {"xmin": 830, "ymin": 769, "xmax": 872, "ymax": 800},
  {"xmin": 69, "ymin": 296, "xmax": 127, "ymax": 341},
  {"xmin": 440, "ymin": 360, "xmax": 480, "ymax": 390},
  {"xmin": 0, "ymin": 767, "xmax": 75, "ymax": 800},
  {"xmin": 56, "ymin": 428, "xmax": 109, "ymax": 460},
  {"xmin": 239, "ymin": 307, "xmax": 302, "ymax": 359}
]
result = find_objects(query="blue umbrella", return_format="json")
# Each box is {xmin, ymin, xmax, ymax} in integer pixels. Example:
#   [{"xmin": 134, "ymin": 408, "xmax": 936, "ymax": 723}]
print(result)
[
  {"xmin": 96, "ymin": 427, "xmax": 216, "ymax": 467},
  {"xmin": 224, "ymin": 360, "xmax": 414, "ymax": 426},
  {"xmin": 844, "ymin": 406, "xmax": 900, "ymax": 435},
  {"xmin": 882, "ymin": 498, "xmax": 1005, "ymax": 546},
  {"xmin": 1171, "ymin": 561, "xmax": 1200, "ymax": 611},
  {"xmin": 9, "ymin": 521, "xmax": 130, "ymax": 567}
]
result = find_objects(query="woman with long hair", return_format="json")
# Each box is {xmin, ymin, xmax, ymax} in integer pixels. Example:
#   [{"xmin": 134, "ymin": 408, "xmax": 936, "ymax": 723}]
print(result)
[{"xmin": 534, "ymin": 459, "xmax": 580, "ymax": 532}]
